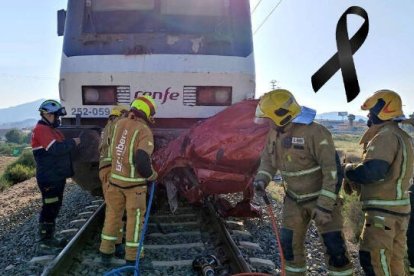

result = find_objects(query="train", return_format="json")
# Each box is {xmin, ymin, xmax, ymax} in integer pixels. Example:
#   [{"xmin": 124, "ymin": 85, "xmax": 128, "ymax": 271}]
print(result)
[{"xmin": 56, "ymin": 0, "xmax": 255, "ymax": 195}]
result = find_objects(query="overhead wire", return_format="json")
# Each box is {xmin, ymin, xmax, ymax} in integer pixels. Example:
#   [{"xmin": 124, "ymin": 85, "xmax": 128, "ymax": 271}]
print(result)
[
  {"xmin": 0, "ymin": 73, "xmax": 56, "ymax": 80},
  {"xmin": 253, "ymin": 0, "xmax": 283, "ymax": 35},
  {"xmin": 251, "ymin": 0, "xmax": 264, "ymax": 15}
]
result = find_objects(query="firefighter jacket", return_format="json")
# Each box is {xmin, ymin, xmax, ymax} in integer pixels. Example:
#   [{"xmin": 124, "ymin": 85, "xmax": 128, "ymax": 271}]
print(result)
[
  {"xmin": 109, "ymin": 116, "xmax": 155, "ymax": 188},
  {"xmin": 346, "ymin": 121, "xmax": 414, "ymax": 215},
  {"xmin": 99, "ymin": 117, "xmax": 121, "ymax": 170},
  {"xmin": 255, "ymin": 122, "xmax": 340, "ymax": 212},
  {"xmin": 32, "ymin": 120, "xmax": 75, "ymax": 183}
]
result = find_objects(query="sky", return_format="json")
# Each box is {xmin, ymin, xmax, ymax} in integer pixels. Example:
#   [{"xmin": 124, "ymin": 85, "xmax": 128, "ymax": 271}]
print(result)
[{"xmin": 0, "ymin": 1, "xmax": 413, "ymax": 116}]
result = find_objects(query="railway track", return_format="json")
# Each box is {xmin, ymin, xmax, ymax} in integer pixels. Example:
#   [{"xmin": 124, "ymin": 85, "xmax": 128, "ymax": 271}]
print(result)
[{"xmin": 38, "ymin": 190, "xmax": 278, "ymax": 275}]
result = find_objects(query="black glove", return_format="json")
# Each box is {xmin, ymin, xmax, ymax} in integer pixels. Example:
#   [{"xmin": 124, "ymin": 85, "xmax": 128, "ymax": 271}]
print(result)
[{"xmin": 253, "ymin": 179, "xmax": 266, "ymax": 197}]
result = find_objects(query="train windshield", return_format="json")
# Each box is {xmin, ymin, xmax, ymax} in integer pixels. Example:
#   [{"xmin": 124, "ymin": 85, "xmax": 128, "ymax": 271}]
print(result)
[{"xmin": 63, "ymin": 0, "xmax": 253, "ymax": 57}]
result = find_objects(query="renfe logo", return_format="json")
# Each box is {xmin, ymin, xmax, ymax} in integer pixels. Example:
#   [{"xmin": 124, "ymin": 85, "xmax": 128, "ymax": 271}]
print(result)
[{"xmin": 134, "ymin": 87, "xmax": 180, "ymax": 104}]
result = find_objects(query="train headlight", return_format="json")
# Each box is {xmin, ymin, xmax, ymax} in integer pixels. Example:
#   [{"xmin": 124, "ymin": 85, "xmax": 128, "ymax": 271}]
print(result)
[
  {"xmin": 84, "ymin": 88, "xmax": 99, "ymax": 102},
  {"xmin": 196, "ymin": 86, "xmax": 232, "ymax": 106},
  {"xmin": 82, "ymin": 86, "xmax": 117, "ymax": 105}
]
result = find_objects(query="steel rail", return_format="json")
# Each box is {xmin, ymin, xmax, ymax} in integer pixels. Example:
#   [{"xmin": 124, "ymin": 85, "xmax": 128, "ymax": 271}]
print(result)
[
  {"xmin": 205, "ymin": 200, "xmax": 252, "ymax": 273},
  {"xmin": 41, "ymin": 203, "xmax": 105, "ymax": 276},
  {"xmin": 183, "ymin": 167, "xmax": 251, "ymax": 273}
]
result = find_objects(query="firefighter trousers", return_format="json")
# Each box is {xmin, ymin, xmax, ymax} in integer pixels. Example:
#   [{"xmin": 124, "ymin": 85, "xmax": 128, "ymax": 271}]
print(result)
[
  {"xmin": 281, "ymin": 196, "xmax": 352, "ymax": 275},
  {"xmin": 99, "ymin": 166, "xmax": 124, "ymax": 244},
  {"xmin": 37, "ymin": 179, "xmax": 66, "ymax": 224},
  {"xmin": 359, "ymin": 211, "xmax": 409, "ymax": 276},
  {"xmin": 99, "ymin": 184, "xmax": 147, "ymax": 261}
]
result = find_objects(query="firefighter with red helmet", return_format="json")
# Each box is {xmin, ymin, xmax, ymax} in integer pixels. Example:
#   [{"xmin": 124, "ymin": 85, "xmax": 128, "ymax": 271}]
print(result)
[
  {"xmin": 31, "ymin": 100, "xmax": 80, "ymax": 254},
  {"xmin": 253, "ymin": 89, "xmax": 352, "ymax": 275},
  {"xmin": 99, "ymin": 96, "xmax": 158, "ymax": 265},
  {"xmin": 343, "ymin": 90, "xmax": 413, "ymax": 275}
]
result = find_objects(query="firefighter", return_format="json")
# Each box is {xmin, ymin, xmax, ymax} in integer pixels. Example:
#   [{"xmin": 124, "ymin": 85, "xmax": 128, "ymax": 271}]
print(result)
[
  {"xmin": 99, "ymin": 96, "xmax": 158, "ymax": 266},
  {"xmin": 98, "ymin": 105, "xmax": 129, "ymax": 257},
  {"xmin": 99, "ymin": 105, "xmax": 129, "ymax": 192},
  {"xmin": 343, "ymin": 90, "xmax": 413, "ymax": 275},
  {"xmin": 253, "ymin": 89, "xmax": 352, "ymax": 275},
  {"xmin": 31, "ymin": 100, "xmax": 80, "ymax": 254}
]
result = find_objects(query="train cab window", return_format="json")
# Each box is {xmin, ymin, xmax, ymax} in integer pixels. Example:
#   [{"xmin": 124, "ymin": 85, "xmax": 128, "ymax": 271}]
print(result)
[
  {"xmin": 83, "ymin": 0, "xmax": 156, "ymax": 34},
  {"xmin": 159, "ymin": 0, "xmax": 229, "ymax": 34}
]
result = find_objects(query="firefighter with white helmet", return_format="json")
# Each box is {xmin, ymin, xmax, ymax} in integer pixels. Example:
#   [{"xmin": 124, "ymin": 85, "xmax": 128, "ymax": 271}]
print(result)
[
  {"xmin": 99, "ymin": 96, "xmax": 158, "ymax": 265},
  {"xmin": 343, "ymin": 90, "xmax": 414, "ymax": 275},
  {"xmin": 98, "ymin": 104, "xmax": 129, "ymax": 257},
  {"xmin": 32, "ymin": 100, "xmax": 80, "ymax": 254},
  {"xmin": 253, "ymin": 89, "xmax": 352, "ymax": 275}
]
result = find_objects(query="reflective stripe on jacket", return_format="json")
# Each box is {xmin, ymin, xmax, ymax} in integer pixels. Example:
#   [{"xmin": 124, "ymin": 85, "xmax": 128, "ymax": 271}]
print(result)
[
  {"xmin": 358, "ymin": 122, "xmax": 414, "ymax": 214},
  {"xmin": 255, "ymin": 122, "xmax": 339, "ymax": 211},
  {"xmin": 109, "ymin": 116, "xmax": 154, "ymax": 188},
  {"xmin": 99, "ymin": 117, "xmax": 120, "ymax": 169}
]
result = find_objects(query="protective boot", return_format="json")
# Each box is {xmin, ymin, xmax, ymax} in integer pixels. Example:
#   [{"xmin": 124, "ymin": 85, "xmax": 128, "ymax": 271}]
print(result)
[
  {"xmin": 100, "ymin": 252, "xmax": 113, "ymax": 267},
  {"xmin": 114, "ymin": 243, "xmax": 125, "ymax": 259},
  {"xmin": 37, "ymin": 222, "xmax": 66, "ymax": 255}
]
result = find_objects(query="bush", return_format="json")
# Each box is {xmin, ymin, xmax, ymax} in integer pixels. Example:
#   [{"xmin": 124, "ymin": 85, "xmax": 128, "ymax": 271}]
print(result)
[
  {"xmin": 0, "ymin": 175, "xmax": 11, "ymax": 191},
  {"xmin": 5, "ymin": 129, "xmax": 24, "ymax": 144},
  {"xmin": 3, "ymin": 164, "xmax": 35, "ymax": 184},
  {"xmin": 0, "ymin": 143, "xmax": 13, "ymax": 155},
  {"xmin": 15, "ymin": 150, "xmax": 36, "ymax": 168},
  {"xmin": 1, "ymin": 151, "xmax": 36, "ymax": 185}
]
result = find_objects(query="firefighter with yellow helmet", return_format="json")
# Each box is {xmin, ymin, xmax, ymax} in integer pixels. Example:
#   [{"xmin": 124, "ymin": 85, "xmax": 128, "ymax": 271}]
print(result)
[
  {"xmin": 99, "ymin": 105, "xmax": 129, "ymax": 192},
  {"xmin": 98, "ymin": 105, "xmax": 129, "ymax": 257},
  {"xmin": 253, "ymin": 89, "xmax": 352, "ymax": 275},
  {"xmin": 343, "ymin": 90, "xmax": 413, "ymax": 275},
  {"xmin": 99, "ymin": 96, "xmax": 158, "ymax": 265}
]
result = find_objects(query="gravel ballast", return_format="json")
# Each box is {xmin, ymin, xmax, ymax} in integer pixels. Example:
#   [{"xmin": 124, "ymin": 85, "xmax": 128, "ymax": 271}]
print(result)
[{"xmin": 0, "ymin": 178, "xmax": 96, "ymax": 276}]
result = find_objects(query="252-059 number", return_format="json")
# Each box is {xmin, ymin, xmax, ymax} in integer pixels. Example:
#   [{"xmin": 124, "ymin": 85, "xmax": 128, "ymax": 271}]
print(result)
[{"xmin": 71, "ymin": 107, "xmax": 110, "ymax": 116}]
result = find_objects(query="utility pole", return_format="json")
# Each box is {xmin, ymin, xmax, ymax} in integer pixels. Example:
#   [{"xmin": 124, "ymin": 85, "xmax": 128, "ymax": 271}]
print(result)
[{"xmin": 270, "ymin": 80, "xmax": 279, "ymax": 90}]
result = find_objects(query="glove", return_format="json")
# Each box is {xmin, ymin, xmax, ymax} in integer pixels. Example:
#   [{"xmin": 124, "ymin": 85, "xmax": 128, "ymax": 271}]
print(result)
[
  {"xmin": 253, "ymin": 179, "xmax": 266, "ymax": 197},
  {"xmin": 342, "ymin": 163, "xmax": 361, "ymax": 196},
  {"xmin": 312, "ymin": 208, "xmax": 332, "ymax": 225},
  {"xmin": 342, "ymin": 179, "xmax": 353, "ymax": 195}
]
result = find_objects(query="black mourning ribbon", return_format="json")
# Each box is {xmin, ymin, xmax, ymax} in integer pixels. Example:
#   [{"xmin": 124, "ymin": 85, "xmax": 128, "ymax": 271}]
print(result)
[{"xmin": 311, "ymin": 6, "xmax": 369, "ymax": 102}]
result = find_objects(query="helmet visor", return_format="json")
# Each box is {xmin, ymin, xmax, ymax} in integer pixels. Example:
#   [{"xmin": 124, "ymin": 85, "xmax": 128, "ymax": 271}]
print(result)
[{"xmin": 55, "ymin": 107, "xmax": 67, "ymax": 117}]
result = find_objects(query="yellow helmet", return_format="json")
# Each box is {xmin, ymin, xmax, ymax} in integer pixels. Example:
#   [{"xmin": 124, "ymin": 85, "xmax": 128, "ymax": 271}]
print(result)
[
  {"xmin": 256, "ymin": 89, "xmax": 301, "ymax": 127},
  {"xmin": 131, "ymin": 95, "xmax": 157, "ymax": 122},
  {"xmin": 361, "ymin": 89, "xmax": 403, "ymax": 120},
  {"xmin": 110, "ymin": 105, "xmax": 129, "ymax": 117}
]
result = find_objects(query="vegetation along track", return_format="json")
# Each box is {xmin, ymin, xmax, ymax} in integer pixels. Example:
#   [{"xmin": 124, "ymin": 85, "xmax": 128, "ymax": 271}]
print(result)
[{"xmin": 39, "ymin": 189, "xmax": 278, "ymax": 275}]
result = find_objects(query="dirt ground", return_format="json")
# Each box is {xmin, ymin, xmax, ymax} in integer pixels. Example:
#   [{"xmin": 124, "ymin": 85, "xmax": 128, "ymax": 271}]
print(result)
[{"xmin": 0, "ymin": 156, "xmax": 17, "ymax": 175}]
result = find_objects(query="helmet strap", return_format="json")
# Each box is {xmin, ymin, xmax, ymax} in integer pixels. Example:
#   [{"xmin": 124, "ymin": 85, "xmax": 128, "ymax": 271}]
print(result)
[
  {"xmin": 41, "ymin": 113, "xmax": 53, "ymax": 127},
  {"xmin": 368, "ymin": 112, "xmax": 384, "ymax": 126},
  {"xmin": 130, "ymin": 108, "xmax": 151, "ymax": 124},
  {"xmin": 41, "ymin": 113, "xmax": 60, "ymax": 128}
]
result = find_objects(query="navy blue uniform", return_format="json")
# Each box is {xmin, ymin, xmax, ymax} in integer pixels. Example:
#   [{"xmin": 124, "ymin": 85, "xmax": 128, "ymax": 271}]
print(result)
[{"xmin": 31, "ymin": 120, "xmax": 75, "ymax": 223}]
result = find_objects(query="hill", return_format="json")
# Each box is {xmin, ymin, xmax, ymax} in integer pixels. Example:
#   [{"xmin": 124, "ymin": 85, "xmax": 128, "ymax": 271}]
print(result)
[
  {"xmin": 0, "ymin": 99, "xmax": 45, "ymax": 128},
  {"xmin": 316, "ymin": 112, "xmax": 367, "ymax": 122},
  {"xmin": 0, "ymin": 119, "xmax": 37, "ymax": 129},
  {"xmin": 0, "ymin": 99, "xmax": 45, "ymax": 124}
]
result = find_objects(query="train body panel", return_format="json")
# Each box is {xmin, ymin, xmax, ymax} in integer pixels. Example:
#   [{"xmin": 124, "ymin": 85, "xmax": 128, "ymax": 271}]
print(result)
[
  {"xmin": 57, "ymin": 0, "xmax": 255, "ymax": 194},
  {"xmin": 60, "ymin": 54, "xmax": 255, "ymax": 119}
]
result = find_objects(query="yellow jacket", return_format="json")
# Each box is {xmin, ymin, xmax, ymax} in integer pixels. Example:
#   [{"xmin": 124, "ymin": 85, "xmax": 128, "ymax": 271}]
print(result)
[
  {"xmin": 109, "ymin": 116, "xmax": 155, "ymax": 188},
  {"xmin": 346, "ymin": 121, "xmax": 413, "ymax": 215},
  {"xmin": 255, "ymin": 122, "xmax": 340, "ymax": 212},
  {"xmin": 99, "ymin": 117, "xmax": 121, "ymax": 170}
]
